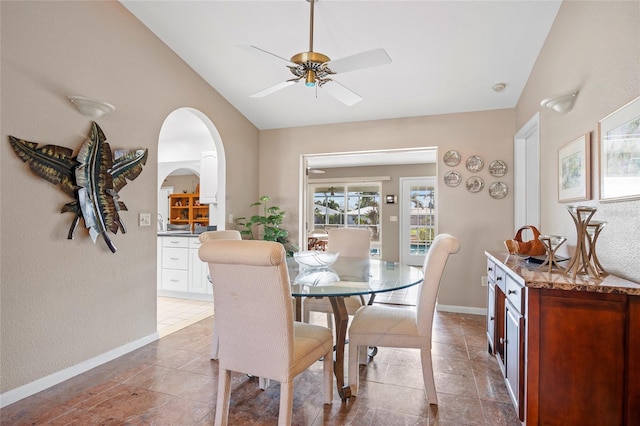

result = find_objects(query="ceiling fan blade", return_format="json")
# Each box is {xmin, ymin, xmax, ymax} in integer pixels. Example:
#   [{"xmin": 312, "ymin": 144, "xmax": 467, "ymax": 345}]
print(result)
[
  {"xmin": 324, "ymin": 48, "xmax": 392, "ymax": 74},
  {"xmin": 321, "ymin": 80, "xmax": 362, "ymax": 106},
  {"xmin": 250, "ymin": 80, "xmax": 298, "ymax": 98},
  {"xmin": 239, "ymin": 45, "xmax": 298, "ymax": 67}
]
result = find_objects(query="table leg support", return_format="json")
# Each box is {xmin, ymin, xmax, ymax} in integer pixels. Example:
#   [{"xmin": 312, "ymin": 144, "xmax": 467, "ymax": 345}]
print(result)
[{"xmin": 329, "ymin": 296, "xmax": 352, "ymax": 401}]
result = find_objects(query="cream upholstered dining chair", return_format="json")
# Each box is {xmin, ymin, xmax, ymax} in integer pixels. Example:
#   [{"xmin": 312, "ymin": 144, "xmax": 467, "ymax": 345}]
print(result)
[
  {"xmin": 198, "ymin": 230, "xmax": 242, "ymax": 360},
  {"xmin": 347, "ymin": 233, "xmax": 460, "ymax": 405},
  {"xmin": 198, "ymin": 239, "xmax": 334, "ymax": 426},
  {"xmin": 303, "ymin": 227, "xmax": 372, "ymax": 326}
]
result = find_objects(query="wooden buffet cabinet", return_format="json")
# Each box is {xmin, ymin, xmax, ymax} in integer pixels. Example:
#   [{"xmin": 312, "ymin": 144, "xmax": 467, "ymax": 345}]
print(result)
[{"xmin": 485, "ymin": 251, "xmax": 640, "ymax": 425}]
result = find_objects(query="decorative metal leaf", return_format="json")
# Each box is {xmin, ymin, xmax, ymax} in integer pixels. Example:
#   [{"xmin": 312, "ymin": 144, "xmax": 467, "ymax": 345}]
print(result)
[
  {"xmin": 9, "ymin": 121, "xmax": 147, "ymax": 254},
  {"xmin": 75, "ymin": 122, "xmax": 119, "ymax": 253},
  {"xmin": 111, "ymin": 149, "xmax": 148, "ymax": 193},
  {"xmin": 7, "ymin": 135, "xmax": 78, "ymax": 196}
]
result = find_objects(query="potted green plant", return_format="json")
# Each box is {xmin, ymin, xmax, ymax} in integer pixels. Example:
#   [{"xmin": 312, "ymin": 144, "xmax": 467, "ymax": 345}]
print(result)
[{"xmin": 235, "ymin": 196, "xmax": 299, "ymax": 255}]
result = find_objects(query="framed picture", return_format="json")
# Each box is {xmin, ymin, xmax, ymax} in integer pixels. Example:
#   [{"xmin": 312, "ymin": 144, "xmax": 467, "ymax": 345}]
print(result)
[
  {"xmin": 599, "ymin": 96, "xmax": 640, "ymax": 202},
  {"xmin": 558, "ymin": 133, "xmax": 590, "ymax": 203}
]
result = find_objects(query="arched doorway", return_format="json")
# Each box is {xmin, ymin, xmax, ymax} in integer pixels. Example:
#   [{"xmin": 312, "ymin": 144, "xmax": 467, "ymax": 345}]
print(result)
[{"xmin": 157, "ymin": 108, "xmax": 226, "ymax": 230}]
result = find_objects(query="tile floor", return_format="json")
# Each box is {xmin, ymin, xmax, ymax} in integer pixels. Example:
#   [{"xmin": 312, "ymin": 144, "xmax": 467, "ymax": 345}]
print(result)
[
  {"xmin": 1, "ymin": 294, "xmax": 520, "ymax": 425},
  {"xmin": 157, "ymin": 297, "xmax": 215, "ymax": 338}
]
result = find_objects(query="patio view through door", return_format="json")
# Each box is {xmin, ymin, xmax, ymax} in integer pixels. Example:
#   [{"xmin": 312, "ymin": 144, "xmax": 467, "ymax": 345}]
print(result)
[
  {"xmin": 400, "ymin": 177, "xmax": 436, "ymax": 266},
  {"xmin": 308, "ymin": 183, "xmax": 381, "ymax": 257}
]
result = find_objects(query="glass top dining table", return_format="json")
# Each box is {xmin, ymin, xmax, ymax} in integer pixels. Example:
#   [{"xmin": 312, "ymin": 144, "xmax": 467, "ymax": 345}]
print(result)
[{"xmin": 287, "ymin": 256, "xmax": 424, "ymax": 400}]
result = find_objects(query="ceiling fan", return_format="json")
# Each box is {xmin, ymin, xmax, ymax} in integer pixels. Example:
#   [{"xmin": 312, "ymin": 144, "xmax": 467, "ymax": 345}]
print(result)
[{"xmin": 244, "ymin": 0, "xmax": 392, "ymax": 106}]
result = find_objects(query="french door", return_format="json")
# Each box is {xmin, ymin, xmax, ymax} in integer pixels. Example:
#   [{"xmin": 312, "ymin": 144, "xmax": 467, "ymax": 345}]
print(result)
[{"xmin": 400, "ymin": 177, "xmax": 436, "ymax": 265}]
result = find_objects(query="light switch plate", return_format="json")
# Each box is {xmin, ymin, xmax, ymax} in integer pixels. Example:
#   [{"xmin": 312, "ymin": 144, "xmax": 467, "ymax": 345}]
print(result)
[{"xmin": 139, "ymin": 213, "xmax": 151, "ymax": 227}]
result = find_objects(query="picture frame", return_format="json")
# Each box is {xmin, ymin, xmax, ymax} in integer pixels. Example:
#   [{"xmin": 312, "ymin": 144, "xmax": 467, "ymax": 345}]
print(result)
[
  {"xmin": 598, "ymin": 96, "xmax": 640, "ymax": 202},
  {"xmin": 558, "ymin": 133, "xmax": 590, "ymax": 203}
]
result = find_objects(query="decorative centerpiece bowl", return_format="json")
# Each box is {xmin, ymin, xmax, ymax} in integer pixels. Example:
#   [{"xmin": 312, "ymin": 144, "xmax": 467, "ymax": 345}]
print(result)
[{"xmin": 293, "ymin": 250, "xmax": 339, "ymax": 268}]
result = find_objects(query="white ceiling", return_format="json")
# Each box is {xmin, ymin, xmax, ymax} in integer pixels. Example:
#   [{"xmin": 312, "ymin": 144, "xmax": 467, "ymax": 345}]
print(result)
[{"xmin": 120, "ymin": 0, "xmax": 562, "ymax": 132}]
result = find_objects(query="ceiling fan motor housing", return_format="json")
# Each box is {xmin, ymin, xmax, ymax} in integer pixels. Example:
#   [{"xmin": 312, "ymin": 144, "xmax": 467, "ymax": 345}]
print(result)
[{"xmin": 289, "ymin": 51, "xmax": 334, "ymax": 83}]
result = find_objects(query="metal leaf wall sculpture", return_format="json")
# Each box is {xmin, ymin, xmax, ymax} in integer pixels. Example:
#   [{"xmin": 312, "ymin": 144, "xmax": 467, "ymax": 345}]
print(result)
[{"xmin": 8, "ymin": 122, "xmax": 148, "ymax": 253}]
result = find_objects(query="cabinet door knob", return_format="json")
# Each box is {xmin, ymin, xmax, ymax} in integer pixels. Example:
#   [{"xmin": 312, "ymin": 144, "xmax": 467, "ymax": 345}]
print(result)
[
  {"xmin": 490, "ymin": 316, "xmax": 495, "ymax": 321},
  {"xmin": 488, "ymin": 267, "xmax": 493, "ymax": 272},
  {"xmin": 508, "ymin": 289, "xmax": 517, "ymax": 295},
  {"xmin": 496, "ymin": 276, "xmax": 503, "ymax": 281},
  {"xmin": 499, "ymin": 337, "xmax": 504, "ymax": 344}
]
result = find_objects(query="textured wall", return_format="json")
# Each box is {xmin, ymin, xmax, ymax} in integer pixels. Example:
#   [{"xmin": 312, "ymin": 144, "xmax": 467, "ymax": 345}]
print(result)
[
  {"xmin": 517, "ymin": 0, "xmax": 640, "ymax": 283},
  {"xmin": 259, "ymin": 109, "xmax": 516, "ymax": 311},
  {"xmin": 0, "ymin": 1, "xmax": 259, "ymax": 395}
]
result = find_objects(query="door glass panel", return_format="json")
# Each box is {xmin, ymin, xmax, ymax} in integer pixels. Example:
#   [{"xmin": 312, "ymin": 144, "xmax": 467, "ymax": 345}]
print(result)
[{"xmin": 401, "ymin": 177, "xmax": 436, "ymax": 265}]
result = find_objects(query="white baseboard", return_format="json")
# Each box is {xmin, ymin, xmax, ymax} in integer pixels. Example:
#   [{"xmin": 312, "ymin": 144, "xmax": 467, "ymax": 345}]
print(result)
[
  {"xmin": 436, "ymin": 304, "xmax": 487, "ymax": 316},
  {"xmin": 0, "ymin": 331, "xmax": 159, "ymax": 409}
]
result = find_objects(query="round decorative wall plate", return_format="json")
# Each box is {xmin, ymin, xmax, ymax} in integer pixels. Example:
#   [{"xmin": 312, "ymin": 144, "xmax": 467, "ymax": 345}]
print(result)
[
  {"xmin": 466, "ymin": 176, "xmax": 484, "ymax": 193},
  {"xmin": 443, "ymin": 150, "xmax": 461, "ymax": 167},
  {"xmin": 466, "ymin": 155, "xmax": 484, "ymax": 172},
  {"xmin": 444, "ymin": 170, "xmax": 462, "ymax": 187},
  {"xmin": 489, "ymin": 160, "xmax": 508, "ymax": 177},
  {"xmin": 489, "ymin": 182, "xmax": 509, "ymax": 199}
]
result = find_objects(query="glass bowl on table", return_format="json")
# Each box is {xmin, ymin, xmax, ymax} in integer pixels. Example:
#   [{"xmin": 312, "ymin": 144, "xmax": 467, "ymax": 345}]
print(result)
[{"xmin": 293, "ymin": 250, "xmax": 339, "ymax": 268}]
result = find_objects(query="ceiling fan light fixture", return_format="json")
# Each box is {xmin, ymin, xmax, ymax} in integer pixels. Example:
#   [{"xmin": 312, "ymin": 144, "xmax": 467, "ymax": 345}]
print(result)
[{"xmin": 305, "ymin": 70, "xmax": 316, "ymax": 87}]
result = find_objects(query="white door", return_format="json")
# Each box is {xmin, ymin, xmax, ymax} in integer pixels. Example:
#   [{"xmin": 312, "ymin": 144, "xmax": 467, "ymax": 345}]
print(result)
[
  {"xmin": 400, "ymin": 177, "xmax": 436, "ymax": 266},
  {"xmin": 514, "ymin": 113, "xmax": 541, "ymax": 236}
]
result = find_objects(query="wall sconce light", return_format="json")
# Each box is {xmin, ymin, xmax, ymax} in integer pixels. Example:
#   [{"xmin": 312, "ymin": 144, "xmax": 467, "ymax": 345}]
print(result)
[
  {"xmin": 540, "ymin": 90, "xmax": 578, "ymax": 113},
  {"xmin": 68, "ymin": 96, "xmax": 115, "ymax": 118},
  {"xmin": 385, "ymin": 195, "xmax": 397, "ymax": 204}
]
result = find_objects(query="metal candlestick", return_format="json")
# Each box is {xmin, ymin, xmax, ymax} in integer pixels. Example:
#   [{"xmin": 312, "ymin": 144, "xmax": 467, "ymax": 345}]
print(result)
[
  {"xmin": 586, "ymin": 221, "xmax": 607, "ymax": 277},
  {"xmin": 564, "ymin": 206, "xmax": 600, "ymax": 279},
  {"xmin": 538, "ymin": 235, "xmax": 567, "ymax": 273}
]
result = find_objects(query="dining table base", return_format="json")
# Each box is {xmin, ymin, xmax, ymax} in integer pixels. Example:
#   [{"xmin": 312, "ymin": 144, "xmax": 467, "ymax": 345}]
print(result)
[{"xmin": 329, "ymin": 296, "xmax": 352, "ymax": 401}]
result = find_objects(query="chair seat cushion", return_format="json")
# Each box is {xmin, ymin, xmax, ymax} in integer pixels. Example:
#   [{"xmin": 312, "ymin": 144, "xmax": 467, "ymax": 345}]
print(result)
[
  {"xmin": 349, "ymin": 305, "xmax": 428, "ymax": 349},
  {"xmin": 291, "ymin": 322, "xmax": 333, "ymax": 377}
]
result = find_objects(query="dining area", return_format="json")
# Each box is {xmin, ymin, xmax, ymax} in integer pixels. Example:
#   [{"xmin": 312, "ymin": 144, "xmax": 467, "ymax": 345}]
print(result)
[{"xmin": 197, "ymin": 230, "xmax": 461, "ymax": 425}]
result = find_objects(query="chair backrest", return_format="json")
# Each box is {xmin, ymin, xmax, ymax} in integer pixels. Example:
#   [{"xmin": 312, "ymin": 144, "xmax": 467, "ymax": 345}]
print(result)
[
  {"xmin": 198, "ymin": 229, "xmax": 242, "ymax": 243},
  {"xmin": 416, "ymin": 234, "xmax": 460, "ymax": 337},
  {"xmin": 326, "ymin": 228, "xmax": 371, "ymax": 259},
  {"xmin": 198, "ymin": 239, "xmax": 294, "ymax": 381}
]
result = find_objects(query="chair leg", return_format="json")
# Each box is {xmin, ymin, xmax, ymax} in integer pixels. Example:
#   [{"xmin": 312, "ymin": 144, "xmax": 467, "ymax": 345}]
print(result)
[
  {"xmin": 259, "ymin": 377, "xmax": 270, "ymax": 390},
  {"xmin": 214, "ymin": 368, "xmax": 231, "ymax": 426},
  {"xmin": 323, "ymin": 348, "xmax": 334, "ymax": 404},
  {"xmin": 348, "ymin": 342, "xmax": 359, "ymax": 395},
  {"xmin": 211, "ymin": 322, "xmax": 219, "ymax": 360},
  {"xmin": 420, "ymin": 348, "xmax": 438, "ymax": 405},
  {"xmin": 358, "ymin": 345, "xmax": 368, "ymax": 364},
  {"xmin": 278, "ymin": 381, "xmax": 294, "ymax": 426}
]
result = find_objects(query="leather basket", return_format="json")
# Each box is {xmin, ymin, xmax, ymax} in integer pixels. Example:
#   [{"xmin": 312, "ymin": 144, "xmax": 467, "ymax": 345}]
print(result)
[{"xmin": 504, "ymin": 225, "xmax": 547, "ymax": 257}]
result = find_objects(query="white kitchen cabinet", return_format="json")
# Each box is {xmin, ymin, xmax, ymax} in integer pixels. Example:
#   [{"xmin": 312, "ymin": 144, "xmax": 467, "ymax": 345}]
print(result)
[{"xmin": 157, "ymin": 235, "xmax": 212, "ymax": 301}]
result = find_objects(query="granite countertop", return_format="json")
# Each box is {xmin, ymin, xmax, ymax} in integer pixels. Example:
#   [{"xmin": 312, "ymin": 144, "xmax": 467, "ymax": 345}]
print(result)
[
  {"xmin": 486, "ymin": 251, "xmax": 640, "ymax": 296},
  {"xmin": 157, "ymin": 231, "xmax": 200, "ymax": 238}
]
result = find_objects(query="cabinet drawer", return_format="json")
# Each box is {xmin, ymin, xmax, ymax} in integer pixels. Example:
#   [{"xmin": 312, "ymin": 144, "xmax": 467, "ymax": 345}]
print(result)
[
  {"xmin": 162, "ymin": 247, "xmax": 189, "ymax": 270},
  {"xmin": 494, "ymin": 265, "xmax": 507, "ymax": 293},
  {"xmin": 162, "ymin": 269, "xmax": 189, "ymax": 292},
  {"xmin": 162, "ymin": 236, "xmax": 189, "ymax": 248},
  {"xmin": 505, "ymin": 274, "xmax": 525, "ymax": 314},
  {"xmin": 189, "ymin": 238, "xmax": 203, "ymax": 249},
  {"xmin": 487, "ymin": 258, "xmax": 496, "ymax": 281}
]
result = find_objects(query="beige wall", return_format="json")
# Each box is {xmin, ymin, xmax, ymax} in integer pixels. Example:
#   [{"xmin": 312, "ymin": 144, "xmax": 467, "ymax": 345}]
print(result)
[
  {"xmin": 309, "ymin": 163, "xmax": 437, "ymax": 261},
  {"xmin": 260, "ymin": 109, "xmax": 516, "ymax": 311},
  {"xmin": 0, "ymin": 1, "xmax": 259, "ymax": 395},
  {"xmin": 517, "ymin": 0, "xmax": 640, "ymax": 282}
]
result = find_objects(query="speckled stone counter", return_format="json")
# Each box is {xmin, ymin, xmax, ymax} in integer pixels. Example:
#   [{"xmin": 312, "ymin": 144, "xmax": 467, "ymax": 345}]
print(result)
[{"xmin": 486, "ymin": 250, "xmax": 640, "ymax": 296}]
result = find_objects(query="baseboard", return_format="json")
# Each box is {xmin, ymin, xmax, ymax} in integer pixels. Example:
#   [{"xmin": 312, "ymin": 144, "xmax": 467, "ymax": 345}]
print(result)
[
  {"xmin": 436, "ymin": 304, "xmax": 487, "ymax": 316},
  {"xmin": 0, "ymin": 331, "xmax": 159, "ymax": 409}
]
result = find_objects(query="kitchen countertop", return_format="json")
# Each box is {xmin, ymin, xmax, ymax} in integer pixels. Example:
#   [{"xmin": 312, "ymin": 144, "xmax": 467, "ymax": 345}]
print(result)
[
  {"xmin": 157, "ymin": 231, "xmax": 200, "ymax": 238},
  {"xmin": 486, "ymin": 250, "xmax": 640, "ymax": 296}
]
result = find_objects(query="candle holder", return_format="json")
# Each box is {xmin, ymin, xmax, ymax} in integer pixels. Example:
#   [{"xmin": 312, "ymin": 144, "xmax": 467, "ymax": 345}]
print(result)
[
  {"xmin": 538, "ymin": 235, "xmax": 567, "ymax": 273},
  {"xmin": 564, "ymin": 206, "xmax": 601, "ymax": 279},
  {"xmin": 586, "ymin": 221, "xmax": 607, "ymax": 277}
]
